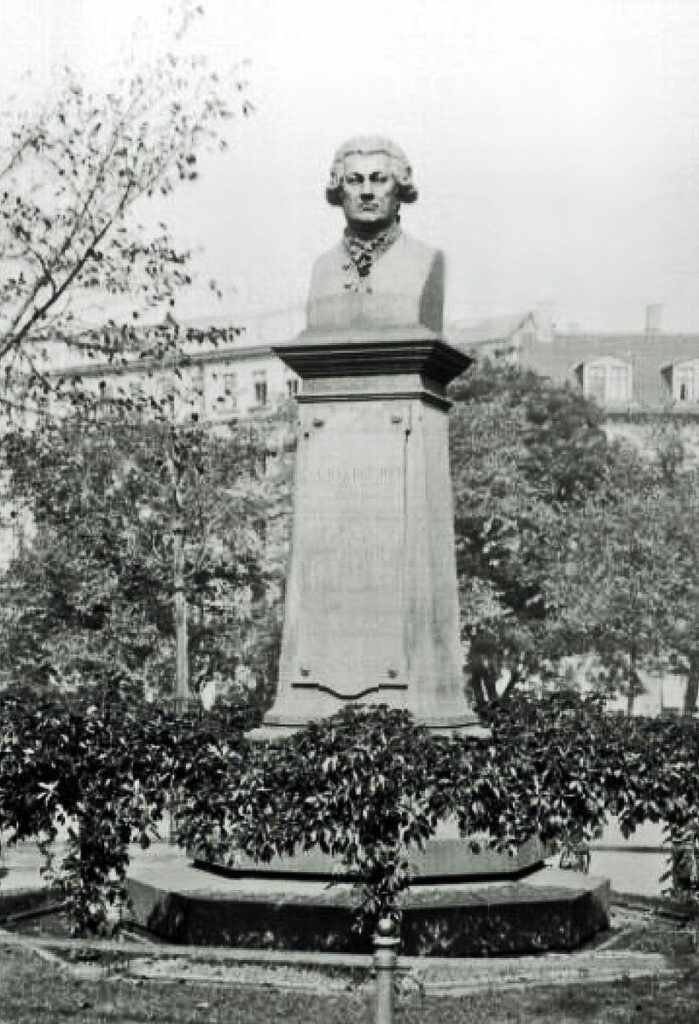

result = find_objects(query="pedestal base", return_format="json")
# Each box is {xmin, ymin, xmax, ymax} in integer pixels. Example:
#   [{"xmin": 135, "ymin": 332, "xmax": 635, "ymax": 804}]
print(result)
[
  {"xmin": 127, "ymin": 846, "xmax": 610, "ymax": 956},
  {"xmin": 247, "ymin": 719, "xmax": 489, "ymax": 742}
]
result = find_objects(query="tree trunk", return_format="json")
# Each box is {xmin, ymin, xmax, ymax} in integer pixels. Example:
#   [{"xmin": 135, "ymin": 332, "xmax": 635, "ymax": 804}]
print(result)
[
  {"xmin": 684, "ymin": 653, "xmax": 699, "ymax": 717},
  {"xmin": 468, "ymin": 668, "xmax": 498, "ymax": 708},
  {"xmin": 482, "ymin": 673, "xmax": 499, "ymax": 703},
  {"xmin": 467, "ymin": 672, "xmax": 488, "ymax": 709},
  {"xmin": 626, "ymin": 643, "xmax": 641, "ymax": 717},
  {"xmin": 501, "ymin": 667, "xmax": 522, "ymax": 699},
  {"xmin": 173, "ymin": 518, "xmax": 189, "ymax": 710}
]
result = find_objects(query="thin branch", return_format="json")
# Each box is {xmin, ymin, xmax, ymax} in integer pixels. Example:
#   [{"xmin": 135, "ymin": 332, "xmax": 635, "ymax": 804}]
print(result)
[
  {"xmin": 20, "ymin": 243, "xmax": 58, "ymax": 301},
  {"xmin": 0, "ymin": 185, "xmax": 133, "ymax": 363},
  {"xmin": 0, "ymin": 131, "xmax": 43, "ymax": 181}
]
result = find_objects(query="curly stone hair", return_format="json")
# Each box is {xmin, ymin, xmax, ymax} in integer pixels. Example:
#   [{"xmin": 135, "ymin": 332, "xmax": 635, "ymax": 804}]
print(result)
[{"xmin": 325, "ymin": 136, "xmax": 418, "ymax": 207}]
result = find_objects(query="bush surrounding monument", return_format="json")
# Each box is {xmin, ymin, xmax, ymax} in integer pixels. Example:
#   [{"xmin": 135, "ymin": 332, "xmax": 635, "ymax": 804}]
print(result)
[{"xmin": 1, "ymin": 690, "xmax": 699, "ymax": 942}]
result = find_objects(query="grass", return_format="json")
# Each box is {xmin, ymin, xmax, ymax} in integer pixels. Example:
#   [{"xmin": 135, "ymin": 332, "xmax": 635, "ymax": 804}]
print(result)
[
  {"xmin": 0, "ymin": 945, "xmax": 698, "ymax": 1023},
  {"xmin": 1, "ymin": 908, "xmax": 699, "ymax": 1023}
]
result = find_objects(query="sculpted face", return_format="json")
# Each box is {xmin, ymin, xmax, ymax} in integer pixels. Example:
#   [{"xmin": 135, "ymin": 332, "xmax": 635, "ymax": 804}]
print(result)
[{"xmin": 341, "ymin": 152, "xmax": 400, "ymax": 235}]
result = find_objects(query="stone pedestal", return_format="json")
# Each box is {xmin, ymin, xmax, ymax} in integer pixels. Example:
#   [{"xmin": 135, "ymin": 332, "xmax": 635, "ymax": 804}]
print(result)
[
  {"xmin": 128, "ymin": 845, "xmax": 611, "ymax": 955},
  {"xmin": 167, "ymin": 324, "xmax": 610, "ymax": 954},
  {"xmin": 128, "ymin": 145, "xmax": 610, "ymax": 954},
  {"xmin": 256, "ymin": 326, "xmax": 483, "ymax": 736}
]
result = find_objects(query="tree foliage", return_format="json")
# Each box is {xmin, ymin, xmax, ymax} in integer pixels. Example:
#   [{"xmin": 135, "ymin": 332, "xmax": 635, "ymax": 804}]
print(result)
[
  {"xmin": 0, "ymin": 0, "xmax": 248, "ymax": 418},
  {"xmin": 449, "ymin": 360, "xmax": 699, "ymax": 711},
  {"xmin": 655, "ymin": 441, "xmax": 699, "ymax": 715},
  {"xmin": 3, "ymin": 693, "xmax": 699, "ymax": 939},
  {"xmin": 0, "ymin": 411, "xmax": 290, "ymax": 709},
  {"xmin": 0, "ymin": 690, "xmax": 249, "ymax": 935},
  {"xmin": 543, "ymin": 455, "xmax": 685, "ymax": 710},
  {"xmin": 449, "ymin": 362, "xmax": 623, "ymax": 702}
]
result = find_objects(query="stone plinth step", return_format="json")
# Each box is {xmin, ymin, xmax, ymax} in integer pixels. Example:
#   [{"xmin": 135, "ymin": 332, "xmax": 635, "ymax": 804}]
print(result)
[
  {"xmin": 126, "ymin": 846, "xmax": 610, "ymax": 956},
  {"xmin": 195, "ymin": 834, "xmax": 545, "ymax": 882}
]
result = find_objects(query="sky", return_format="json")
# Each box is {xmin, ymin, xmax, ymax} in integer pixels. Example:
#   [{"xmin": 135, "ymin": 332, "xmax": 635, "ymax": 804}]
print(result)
[{"xmin": 2, "ymin": 0, "xmax": 699, "ymax": 333}]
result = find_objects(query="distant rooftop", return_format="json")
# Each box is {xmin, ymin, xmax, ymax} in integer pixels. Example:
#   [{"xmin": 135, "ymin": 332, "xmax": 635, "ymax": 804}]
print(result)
[
  {"xmin": 447, "ymin": 312, "xmax": 537, "ymax": 349},
  {"xmin": 522, "ymin": 330, "xmax": 699, "ymax": 414}
]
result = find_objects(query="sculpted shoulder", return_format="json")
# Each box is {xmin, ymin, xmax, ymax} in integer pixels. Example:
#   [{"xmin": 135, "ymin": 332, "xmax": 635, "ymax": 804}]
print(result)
[
  {"xmin": 394, "ymin": 232, "xmax": 441, "ymax": 268},
  {"xmin": 308, "ymin": 242, "xmax": 347, "ymax": 293}
]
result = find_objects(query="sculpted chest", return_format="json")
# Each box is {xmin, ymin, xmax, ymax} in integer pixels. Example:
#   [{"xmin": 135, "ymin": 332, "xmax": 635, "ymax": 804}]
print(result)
[{"xmin": 307, "ymin": 233, "xmax": 445, "ymax": 334}]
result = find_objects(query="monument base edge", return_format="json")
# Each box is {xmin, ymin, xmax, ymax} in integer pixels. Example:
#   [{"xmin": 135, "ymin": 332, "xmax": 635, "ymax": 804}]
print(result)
[
  {"xmin": 249, "ymin": 711, "xmax": 488, "ymax": 743},
  {"xmin": 126, "ymin": 848, "xmax": 611, "ymax": 955},
  {"xmin": 193, "ymin": 834, "xmax": 546, "ymax": 882}
]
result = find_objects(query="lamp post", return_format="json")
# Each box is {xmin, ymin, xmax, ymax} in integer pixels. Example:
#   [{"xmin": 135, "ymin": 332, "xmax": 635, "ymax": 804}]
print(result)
[{"xmin": 373, "ymin": 917, "xmax": 400, "ymax": 1024}]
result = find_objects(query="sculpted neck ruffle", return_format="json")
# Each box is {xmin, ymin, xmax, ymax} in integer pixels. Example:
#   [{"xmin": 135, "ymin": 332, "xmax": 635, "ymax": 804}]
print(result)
[{"xmin": 341, "ymin": 220, "xmax": 402, "ymax": 290}]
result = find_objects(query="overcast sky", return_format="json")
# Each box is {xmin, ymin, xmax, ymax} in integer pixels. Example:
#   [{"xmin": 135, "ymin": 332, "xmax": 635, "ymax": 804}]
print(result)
[{"xmin": 2, "ymin": 0, "xmax": 699, "ymax": 332}]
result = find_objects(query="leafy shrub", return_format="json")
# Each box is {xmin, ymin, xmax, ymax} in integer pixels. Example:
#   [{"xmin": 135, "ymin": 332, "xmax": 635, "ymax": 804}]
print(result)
[{"xmin": 3, "ymin": 690, "xmax": 699, "ymax": 935}]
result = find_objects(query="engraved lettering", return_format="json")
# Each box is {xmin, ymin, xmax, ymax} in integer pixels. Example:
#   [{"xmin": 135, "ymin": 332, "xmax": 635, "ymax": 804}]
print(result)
[{"xmin": 305, "ymin": 464, "xmax": 402, "ymax": 486}]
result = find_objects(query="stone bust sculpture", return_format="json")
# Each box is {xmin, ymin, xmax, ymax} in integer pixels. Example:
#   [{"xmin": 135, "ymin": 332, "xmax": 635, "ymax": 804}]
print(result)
[{"xmin": 306, "ymin": 136, "xmax": 444, "ymax": 334}]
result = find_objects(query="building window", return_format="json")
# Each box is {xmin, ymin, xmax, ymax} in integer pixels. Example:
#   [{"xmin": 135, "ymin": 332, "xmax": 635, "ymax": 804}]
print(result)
[
  {"xmin": 96, "ymin": 379, "xmax": 112, "ymax": 418},
  {"xmin": 608, "ymin": 365, "xmax": 630, "ymax": 402},
  {"xmin": 286, "ymin": 378, "xmax": 299, "ymax": 398},
  {"xmin": 253, "ymin": 371, "xmax": 268, "ymax": 407},
  {"xmin": 675, "ymin": 364, "xmax": 697, "ymax": 403},
  {"xmin": 124, "ymin": 378, "xmax": 142, "ymax": 408},
  {"xmin": 220, "ymin": 372, "xmax": 238, "ymax": 411},
  {"xmin": 157, "ymin": 374, "xmax": 175, "ymax": 412},
  {"xmin": 582, "ymin": 358, "xmax": 631, "ymax": 405},
  {"xmin": 586, "ymin": 365, "xmax": 607, "ymax": 403}
]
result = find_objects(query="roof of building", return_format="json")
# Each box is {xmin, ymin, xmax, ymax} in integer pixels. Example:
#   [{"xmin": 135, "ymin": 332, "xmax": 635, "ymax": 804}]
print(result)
[
  {"xmin": 520, "ymin": 332, "xmax": 699, "ymax": 412},
  {"xmin": 447, "ymin": 312, "xmax": 536, "ymax": 349}
]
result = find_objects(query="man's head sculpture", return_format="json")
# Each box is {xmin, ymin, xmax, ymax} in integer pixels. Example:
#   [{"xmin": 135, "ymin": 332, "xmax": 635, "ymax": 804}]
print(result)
[
  {"xmin": 326, "ymin": 137, "xmax": 418, "ymax": 204},
  {"xmin": 305, "ymin": 135, "xmax": 443, "ymax": 333},
  {"xmin": 324, "ymin": 137, "xmax": 418, "ymax": 239}
]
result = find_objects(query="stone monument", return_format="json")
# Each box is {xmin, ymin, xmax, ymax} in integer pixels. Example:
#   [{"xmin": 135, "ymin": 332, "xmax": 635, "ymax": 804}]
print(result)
[
  {"xmin": 128, "ymin": 138, "xmax": 610, "ymax": 953},
  {"xmin": 256, "ymin": 136, "xmax": 483, "ymax": 736}
]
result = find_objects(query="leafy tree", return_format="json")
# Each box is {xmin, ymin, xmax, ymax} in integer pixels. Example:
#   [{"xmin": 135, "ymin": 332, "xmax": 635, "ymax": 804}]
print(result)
[
  {"xmin": 0, "ymin": 0, "xmax": 271, "ymax": 705},
  {"xmin": 448, "ymin": 361, "xmax": 699, "ymax": 712},
  {"xmin": 652, "ymin": 439, "xmax": 699, "ymax": 716},
  {"xmin": 0, "ymin": 410, "xmax": 291, "ymax": 712},
  {"xmin": 542, "ymin": 439, "xmax": 689, "ymax": 714},
  {"xmin": 0, "ymin": 0, "xmax": 248, "ymax": 421},
  {"xmin": 448, "ymin": 361, "xmax": 620, "ymax": 704}
]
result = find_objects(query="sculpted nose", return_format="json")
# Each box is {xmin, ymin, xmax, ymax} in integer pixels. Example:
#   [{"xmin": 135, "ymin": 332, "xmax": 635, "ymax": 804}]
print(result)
[{"xmin": 360, "ymin": 188, "xmax": 374, "ymax": 200}]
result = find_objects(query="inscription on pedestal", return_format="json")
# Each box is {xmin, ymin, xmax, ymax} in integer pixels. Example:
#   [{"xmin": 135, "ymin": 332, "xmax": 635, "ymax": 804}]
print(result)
[{"xmin": 293, "ymin": 403, "xmax": 409, "ymax": 697}]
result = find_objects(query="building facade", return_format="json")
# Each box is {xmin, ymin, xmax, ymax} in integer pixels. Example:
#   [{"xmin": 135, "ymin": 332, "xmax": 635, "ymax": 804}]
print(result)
[
  {"xmin": 3, "ymin": 304, "xmax": 699, "ymax": 566},
  {"xmin": 451, "ymin": 307, "xmax": 699, "ymax": 458}
]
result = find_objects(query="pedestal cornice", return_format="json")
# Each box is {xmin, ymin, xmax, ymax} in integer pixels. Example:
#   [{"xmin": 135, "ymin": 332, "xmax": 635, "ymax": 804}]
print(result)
[{"xmin": 273, "ymin": 329, "xmax": 471, "ymax": 387}]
